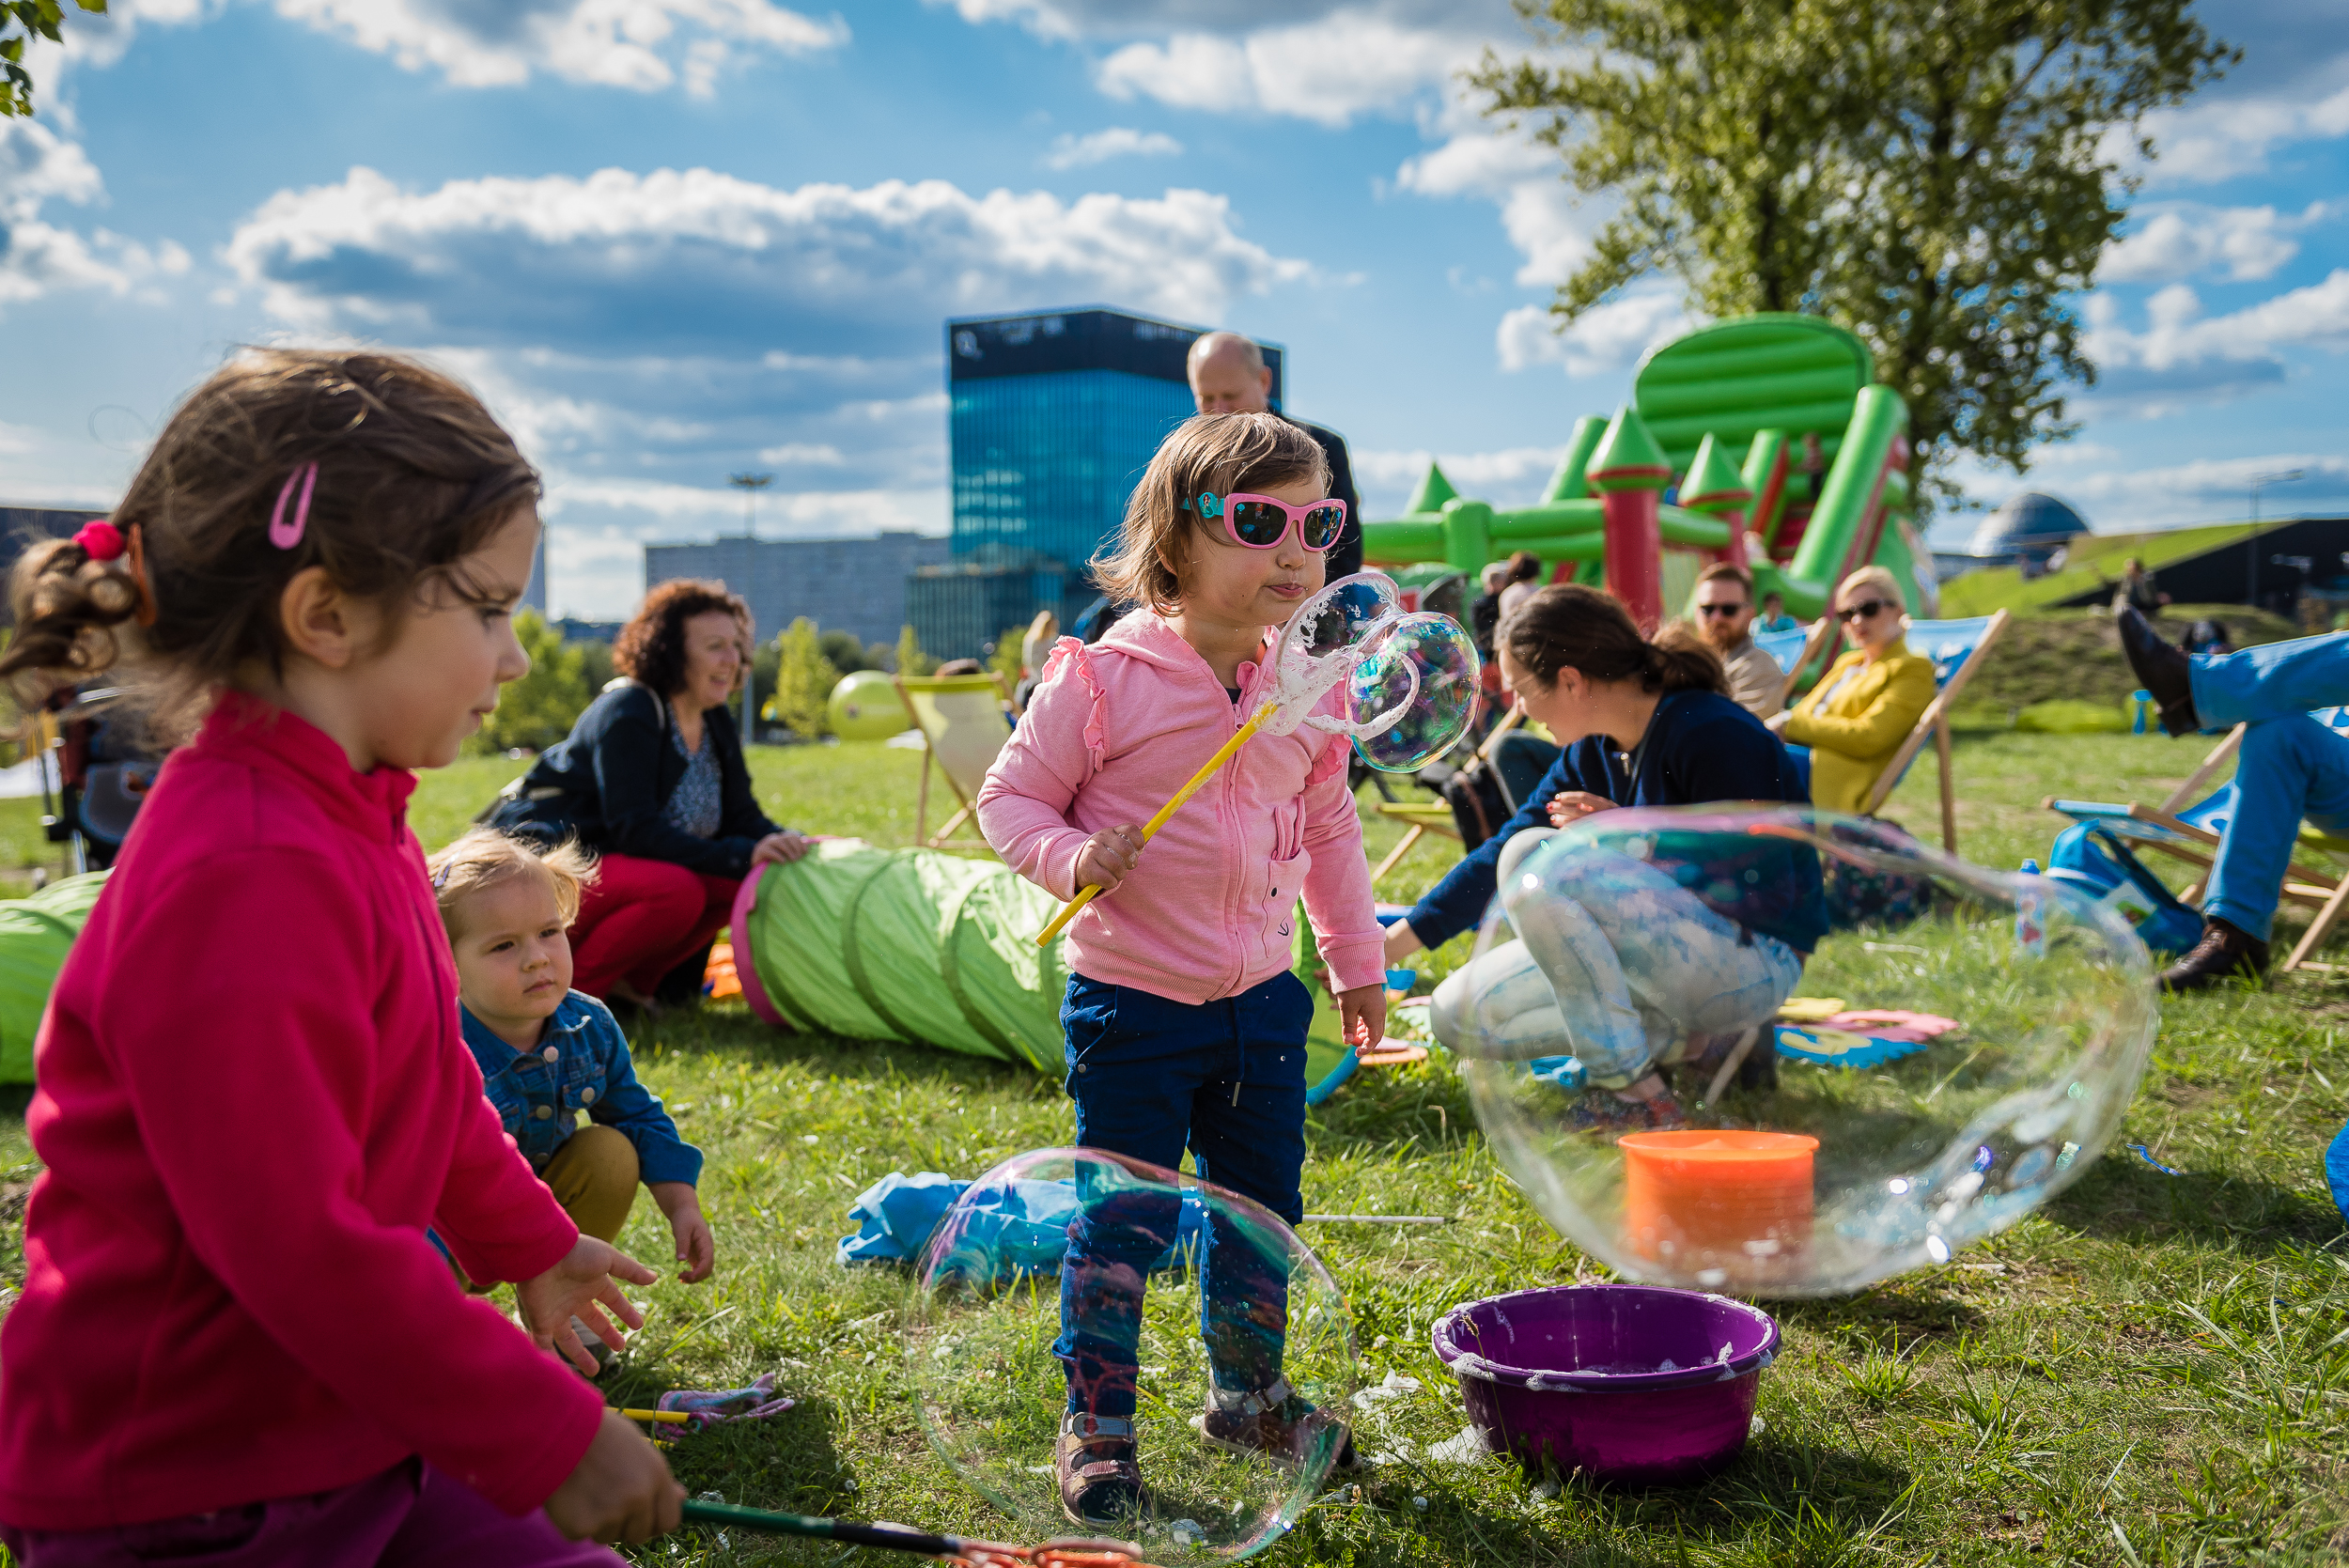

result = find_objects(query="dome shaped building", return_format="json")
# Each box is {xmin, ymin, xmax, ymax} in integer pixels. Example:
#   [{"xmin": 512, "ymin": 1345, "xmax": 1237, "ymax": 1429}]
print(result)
[{"xmin": 1970, "ymin": 492, "xmax": 2090, "ymax": 574}]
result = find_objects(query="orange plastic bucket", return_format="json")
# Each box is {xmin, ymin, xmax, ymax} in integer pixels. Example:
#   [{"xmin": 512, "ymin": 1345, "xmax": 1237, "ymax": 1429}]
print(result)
[{"xmin": 1618, "ymin": 1130, "xmax": 1817, "ymax": 1269}]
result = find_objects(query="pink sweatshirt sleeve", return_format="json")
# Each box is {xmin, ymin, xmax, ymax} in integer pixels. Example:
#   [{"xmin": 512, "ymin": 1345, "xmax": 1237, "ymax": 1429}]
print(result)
[
  {"xmin": 104, "ymin": 850, "xmax": 602, "ymax": 1515},
  {"xmin": 977, "ymin": 638, "xmax": 1102, "ymax": 901},
  {"xmin": 1298, "ymin": 738, "xmax": 1384, "ymax": 995}
]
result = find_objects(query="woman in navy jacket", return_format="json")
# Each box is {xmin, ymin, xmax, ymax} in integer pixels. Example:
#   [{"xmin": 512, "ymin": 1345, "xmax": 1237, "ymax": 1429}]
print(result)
[{"xmin": 494, "ymin": 581, "xmax": 807, "ymax": 1003}]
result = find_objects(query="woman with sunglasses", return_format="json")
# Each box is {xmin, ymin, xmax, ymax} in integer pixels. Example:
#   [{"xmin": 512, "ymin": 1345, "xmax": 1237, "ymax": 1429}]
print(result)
[
  {"xmin": 976, "ymin": 411, "xmax": 1380, "ymax": 1529},
  {"xmin": 1767, "ymin": 564, "xmax": 1937, "ymax": 814}
]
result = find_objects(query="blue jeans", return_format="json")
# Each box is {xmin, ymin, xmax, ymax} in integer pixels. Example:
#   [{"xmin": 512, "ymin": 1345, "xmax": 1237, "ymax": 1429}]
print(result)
[
  {"xmin": 2190, "ymin": 631, "xmax": 2349, "ymax": 727},
  {"xmin": 2203, "ymin": 715, "xmax": 2349, "ymax": 941},
  {"xmin": 1055, "ymin": 971, "xmax": 1311, "ymax": 1420}
]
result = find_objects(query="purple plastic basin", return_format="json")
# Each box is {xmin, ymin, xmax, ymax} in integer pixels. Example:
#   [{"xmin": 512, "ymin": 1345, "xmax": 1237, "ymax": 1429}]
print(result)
[{"xmin": 1430, "ymin": 1284, "xmax": 1779, "ymax": 1485}]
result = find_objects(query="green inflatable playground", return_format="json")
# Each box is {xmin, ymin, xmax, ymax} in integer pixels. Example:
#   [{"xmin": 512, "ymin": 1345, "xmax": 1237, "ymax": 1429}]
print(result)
[{"xmin": 1361, "ymin": 313, "xmax": 1937, "ymax": 631}]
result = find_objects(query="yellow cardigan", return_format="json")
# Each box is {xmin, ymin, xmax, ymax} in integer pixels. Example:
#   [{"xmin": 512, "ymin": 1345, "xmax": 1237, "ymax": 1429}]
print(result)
[{"xmin": 1781, "ymin": 639, "xmax": 1937, "ymax": 814}]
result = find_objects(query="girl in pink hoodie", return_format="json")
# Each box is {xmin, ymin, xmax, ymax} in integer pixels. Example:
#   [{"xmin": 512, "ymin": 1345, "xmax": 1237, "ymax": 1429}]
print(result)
[
  {"xmin": 976, "ymin": 411, "xmax": 1385, "ymax": 1528},
  {"xmin": 0, "ymin": 351, "xmax": 682, "ymax": 1563}
]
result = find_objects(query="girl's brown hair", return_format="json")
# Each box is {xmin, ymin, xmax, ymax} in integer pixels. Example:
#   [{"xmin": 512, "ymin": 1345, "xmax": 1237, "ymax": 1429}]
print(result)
[
  {"xmin": 1502, "ymin": 583, "xmax": 1727, "ymax": 697},
  {"xmin": 611, "ymin": 579, "xmax": 754, "ymax": 700},
  {"xmin": 0, "ymin": 349, "xmax": 539, "ymax": 733},
  {"xmin": 1093, "ymin": 411, "xmax": 1330, "ymax": 615},
  {"xmin": 426, "ymin": 827, "xmax": 598, "ymax": 936}
]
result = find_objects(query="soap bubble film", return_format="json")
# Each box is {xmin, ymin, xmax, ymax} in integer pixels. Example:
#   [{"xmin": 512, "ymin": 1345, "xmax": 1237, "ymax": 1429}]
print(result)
[
  {"xmin": 1431, "ymin": 809, "xmax": 2155, "ymax": 1296},
  {"xmin": 903, "ymin": 1148, "xmax": 1358, "ymax": 1561},
  {"xmin": 1274, "ymin": 572, "xmax": 1400, "ymax": 667},
  {"xmin": 1346, "ymin": 612, "xmax": 1480, "ymax": 772}
]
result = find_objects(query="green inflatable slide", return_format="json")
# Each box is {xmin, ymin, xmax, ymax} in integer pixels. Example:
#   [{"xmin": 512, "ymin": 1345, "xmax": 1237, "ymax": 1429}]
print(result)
[
  {"xmin": 731, "ymin": 843, "xmax": 1361, "ymax": 1101},
  {"xmin": 0, "ymin": 871, "xmax": 109, "ymax": 1085}
]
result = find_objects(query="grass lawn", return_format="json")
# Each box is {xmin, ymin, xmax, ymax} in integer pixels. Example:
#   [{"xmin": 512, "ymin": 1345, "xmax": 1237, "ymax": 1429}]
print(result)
[{"xmin": 8, "ymin": 730, "xmax": 2349, "ymax": 1564}]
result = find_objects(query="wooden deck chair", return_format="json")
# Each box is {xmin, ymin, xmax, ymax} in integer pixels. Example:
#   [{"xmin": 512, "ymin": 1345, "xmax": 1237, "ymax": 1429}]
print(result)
[
  {"xmin": 1854, "ymin": 610, "xmax": 2012, "ymax": 854},
  {"xmin": 894, "ymin": 672, "xmax": 1014, "ymax": 850},
  {"xmin": 2045, "ymin": 706, "xmax": 2349, "ymax": 972},
  {"xmin": 1753, "ymin": 615, "xmax": 1839, "ymax": 711},
  {"xmin": 1369, "ymin": 705, "xmax": 1527, "ymax": 887}
]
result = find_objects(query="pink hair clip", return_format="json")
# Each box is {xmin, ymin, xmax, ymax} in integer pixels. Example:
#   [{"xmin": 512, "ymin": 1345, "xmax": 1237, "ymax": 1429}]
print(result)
[
  {"xmin": 270, "ymin": 461, "xmax": 319, "ymax": 550},
  {"xmin": 74, "ymin": 520, "xmax": 126, "ymax": 561}
]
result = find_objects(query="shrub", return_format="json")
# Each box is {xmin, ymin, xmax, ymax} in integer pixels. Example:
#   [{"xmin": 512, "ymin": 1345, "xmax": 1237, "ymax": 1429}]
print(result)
[{"xmin": 770, "ymin": 617, "xmax": 840, "ymax": 739}]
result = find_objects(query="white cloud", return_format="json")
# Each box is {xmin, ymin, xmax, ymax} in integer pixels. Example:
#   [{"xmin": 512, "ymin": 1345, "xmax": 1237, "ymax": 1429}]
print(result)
[
  {"xmin": 2112, "ymin": 67, "xmax": 2349, "ymax": 188},
  {"xmin": 2101, "ymin": 200, "xmax": 2341, "ymax": 285},
  {"xmin": 0, "ymin": 420, "xmax": 43, "ymax": 457},
  {"xmin": 2046, "ymin": 454, "xmax": 2349, "ymax": 526},
  {"xmin": 1096, "ymin": 11, "xmax": 1497, "ymax": 128},
  {"xmin": 755, "ymin": 441, "xmax": 847, "ymax": 464},
  {"xmin": 270, "ymin": 0, "xmax": 847, "ymax": 95},
  {"xmin": 226, "ymin": 166, "xmax": 1312, "ymax": 346},
  {"xmin": 932, "ymin": 0, "xmax": 1516, "ymax": 42},
  {"xmin": 0, "ymin": 119, "xmax": 191, "ymax": 309},
  {"xmin": 2086, "ymin": 272, "xmax": 2349, "ymax": 374},
  {"xmin": 1498, "ymin": 287, "xmax": 1689, "ymax": 376},
  {"xmin": 1044, "ymin": 127, "xmax": 1184, "ymax": 169},
  {"xmin": 1395, "ymin": 121, "xmax": 1591, "ymax": 287}
]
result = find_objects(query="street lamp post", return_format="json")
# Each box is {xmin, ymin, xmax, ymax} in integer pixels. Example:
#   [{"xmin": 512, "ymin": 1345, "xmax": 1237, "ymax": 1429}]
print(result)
[
  {"xmin": 728, "ymin": 473, "xmax": 773, "ymax": 741},
  {"xmin": 2248, "ymin": 468, "xmax": 2306, "ymax": 610}
]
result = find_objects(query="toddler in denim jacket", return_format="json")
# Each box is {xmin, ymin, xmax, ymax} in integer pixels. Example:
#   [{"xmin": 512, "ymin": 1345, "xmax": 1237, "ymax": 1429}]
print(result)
[{"xmin": 428, "ymin": 829, "xmax": 715, "ymax": 1289}]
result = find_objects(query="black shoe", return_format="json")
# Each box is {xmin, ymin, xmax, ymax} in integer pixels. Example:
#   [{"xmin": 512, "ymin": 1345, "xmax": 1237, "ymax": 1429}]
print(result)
[
  {"xmin": 2114, "ymin": 604, "xmax": 2199, "ymax": 736},
  {"xmin": 2159, "ymin": 918, "xmax": 2269, "ymax": 992}
]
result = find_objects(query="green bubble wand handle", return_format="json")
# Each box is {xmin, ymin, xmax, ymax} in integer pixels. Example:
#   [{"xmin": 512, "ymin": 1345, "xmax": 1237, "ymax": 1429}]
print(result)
[{"xmin": 1033, "ymin": 703, "xmax": 1278, "ymax": 947}]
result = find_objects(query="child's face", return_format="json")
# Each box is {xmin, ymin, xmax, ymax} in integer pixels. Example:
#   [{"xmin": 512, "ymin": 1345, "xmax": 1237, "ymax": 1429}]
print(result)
[
  {"xmin": 340, "ymin": 508, "xmax": 538, "ymax": 770},
  {"xmin": 1172, "ymin": 474, "xmax": 1331, "ymax": 629},
  {"xmin": 450, "ymin": 872, "xmax": 574, "ymax": 1029}
]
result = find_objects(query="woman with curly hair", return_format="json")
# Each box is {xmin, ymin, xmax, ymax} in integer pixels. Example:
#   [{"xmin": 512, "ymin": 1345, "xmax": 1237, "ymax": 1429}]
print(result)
[{"xmin": 491, "ymin": 580, "xmax": 809, "ymax": 1005}]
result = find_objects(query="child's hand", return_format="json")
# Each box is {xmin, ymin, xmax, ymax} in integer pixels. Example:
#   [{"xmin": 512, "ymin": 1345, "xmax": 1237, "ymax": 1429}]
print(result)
[
  {"xmin": 1074, "ymin": 824, "xmax": 1146, "ymax": 892},
  {"xmin": 517, "ymin": 1235, "xmax": 657, "ymax": 1375},
  {"xmin": 649, "ymin": 1180, "xmax": 716, "ymax": 1283},
  {"xmin": 1337, "ymin": 982, "xmax": 1387, "ymax": 1055},
  {"xmin": 544, "ymin": 1408, "xmax": 684, "ymax": 1544},
  {"xmin": 1546, "ymin": 791, "xmax": 1617, "ymax": 828}
]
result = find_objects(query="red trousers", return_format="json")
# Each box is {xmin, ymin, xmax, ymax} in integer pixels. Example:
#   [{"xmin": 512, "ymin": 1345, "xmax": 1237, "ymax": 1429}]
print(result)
[{"xmin": 568, "ymin": 852, "xmax": 739, "ymax": 1001}]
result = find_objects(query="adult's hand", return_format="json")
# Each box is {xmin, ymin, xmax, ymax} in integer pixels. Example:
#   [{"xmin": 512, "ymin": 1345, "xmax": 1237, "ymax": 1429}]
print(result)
[
  {"xmin": 1764, "ymin": 710, "xmax": 1793, "ymax": 736},
  {"xmin": 1545, "ymin": 791, "xmax": 1617, "ymax": 828},
  {"xmin": 515, "ymin": 1235, "xmax": 655, "ymax": 1375},
  {"xmin": 543, "ymin": 1409, "xmax": 684, "ymax": 1545},
  {"xmin": 751, "ymin": 831, "xmax": 812, "ymax": 866}
]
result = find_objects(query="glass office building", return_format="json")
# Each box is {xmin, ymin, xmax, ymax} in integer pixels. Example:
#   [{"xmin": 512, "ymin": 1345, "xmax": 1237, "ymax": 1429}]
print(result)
[{"xmin": 915, "ymin": 307, "xmax": 1286, "ymax": 659}]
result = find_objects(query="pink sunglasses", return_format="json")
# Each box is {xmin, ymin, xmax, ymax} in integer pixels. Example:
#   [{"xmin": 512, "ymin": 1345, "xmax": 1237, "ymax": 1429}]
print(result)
[{"xmin": 1183, "ymin": 490, "xmax": 1346, "ymax": 551}]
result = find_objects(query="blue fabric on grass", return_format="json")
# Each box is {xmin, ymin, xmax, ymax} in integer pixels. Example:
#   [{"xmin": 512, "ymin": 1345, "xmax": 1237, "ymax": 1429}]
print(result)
[{"xmin": 835, "ymin": 1171, "xmax": 1207, "ymax": 1270}]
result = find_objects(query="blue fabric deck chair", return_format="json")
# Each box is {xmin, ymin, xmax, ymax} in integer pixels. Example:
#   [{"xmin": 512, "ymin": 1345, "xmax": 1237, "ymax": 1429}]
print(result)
[
  {"xmin": 1763, "ymin": 609, "xmax": 2011, "ymax": 854},
  {"xmin": 2045, "ymin": 706, "xmax": 2349, "ymax": 973}
]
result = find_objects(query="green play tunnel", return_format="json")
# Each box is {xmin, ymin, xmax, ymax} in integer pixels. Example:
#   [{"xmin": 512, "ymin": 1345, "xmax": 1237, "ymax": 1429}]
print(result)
[
  {"xmin": 0, "ymin": 872, "xmax": 110, "ymax": 1084},
  {"xmin": 731, "ymin": 841, "xmax": 1361, "ymax": 1099}
]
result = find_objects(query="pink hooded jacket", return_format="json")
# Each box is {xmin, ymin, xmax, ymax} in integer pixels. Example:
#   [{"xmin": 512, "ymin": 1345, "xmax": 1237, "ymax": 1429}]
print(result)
[{"xmin": 977, "ymin": 613, "xmax": 1384, "ymax": 1007}]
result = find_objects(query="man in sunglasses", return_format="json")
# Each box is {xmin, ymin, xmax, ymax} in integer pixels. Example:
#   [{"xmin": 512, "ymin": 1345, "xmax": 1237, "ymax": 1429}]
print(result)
[
  {"xmin": 1691, "ymin": 564, "xmax": 1783, "ymax": 720},
  {"xmin": 1188, "ymin": 332, "xmax": 1362, "ymax": 581}
]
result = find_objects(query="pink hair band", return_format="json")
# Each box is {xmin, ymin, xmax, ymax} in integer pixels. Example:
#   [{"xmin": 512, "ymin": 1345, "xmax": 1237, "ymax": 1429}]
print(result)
[{"xmin": 270, "ymin": 462, "xmax": 319, "ymax": 550}]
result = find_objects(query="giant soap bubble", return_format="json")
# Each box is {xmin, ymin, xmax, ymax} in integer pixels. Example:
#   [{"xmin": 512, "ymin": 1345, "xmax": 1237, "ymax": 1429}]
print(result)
[
  {"xmin": 1346, "ymin": 613, "xmax": 1480, "ymax": 773},
  {"xmin": 1433, "ymin": 809, "xmax": 2155, "ymax": 1296},
  {"xmin": 903, "ymin": 1149, "xmax": 1358, "ymax": 1561}
]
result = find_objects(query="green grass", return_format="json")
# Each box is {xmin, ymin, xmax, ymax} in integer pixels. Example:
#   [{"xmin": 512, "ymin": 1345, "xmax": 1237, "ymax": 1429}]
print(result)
[{"xmin": 8, "ymin": 733, "xmax": 2349, "ymax": 1564}]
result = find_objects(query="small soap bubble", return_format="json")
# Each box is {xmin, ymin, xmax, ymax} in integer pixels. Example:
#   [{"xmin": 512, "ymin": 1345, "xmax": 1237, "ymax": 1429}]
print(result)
[
  {"xmin": 903, "ymin": 1147, "xmax": 1359, "ymax": 1562},
  {"xmin": 1346, "ymin": 613, "xmax": 1479, "ymax": 772},
  {"xmin": 1431, "ymin": 808, "xmax": 2155, "ymax": 1296}
]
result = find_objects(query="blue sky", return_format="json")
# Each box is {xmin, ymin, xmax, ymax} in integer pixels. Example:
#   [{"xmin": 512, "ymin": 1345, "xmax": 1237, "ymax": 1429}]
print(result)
[{"xmin": 3, "ymin": 0, "xmax": 2346, "ymax": 617}]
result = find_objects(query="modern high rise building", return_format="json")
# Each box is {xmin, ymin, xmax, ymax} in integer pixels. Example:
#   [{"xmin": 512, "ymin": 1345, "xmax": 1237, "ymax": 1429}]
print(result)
[
  {"xmin": 647, "ymin": 530, "xmax": 951, "ymax": 650},
  {"xmin": 912, "ymin": 306, "xmax": 1285, "ymax": 659}
]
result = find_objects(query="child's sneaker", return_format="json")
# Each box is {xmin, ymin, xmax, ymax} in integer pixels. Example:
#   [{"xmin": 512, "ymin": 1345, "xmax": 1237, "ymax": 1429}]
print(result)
[
  {"xmin": 1055, "ymin": 1413, "xmax": 1149, "ymax": 1528},
  {"xmin": 1198, "ymin": 1377, "xmax": 1358, "ymax": 1470}
]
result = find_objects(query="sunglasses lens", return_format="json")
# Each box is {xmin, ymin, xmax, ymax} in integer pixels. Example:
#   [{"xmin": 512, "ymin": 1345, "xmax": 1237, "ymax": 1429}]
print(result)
[
  {"xmin": 1226, "ymin": 501, "xmax": 1287, "ymax": 546},
  {"xmin": 1300, "ymin": 505, "xmax": 1344, "ymax": 550}
]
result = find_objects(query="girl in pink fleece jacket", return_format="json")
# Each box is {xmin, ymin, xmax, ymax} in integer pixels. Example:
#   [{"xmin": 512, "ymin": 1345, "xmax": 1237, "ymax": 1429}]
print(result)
[
  {"xmin": 0, "ymin": 351, "xmax": 681, "ymax": 1563},
  {"xmin": 976, "ymin": 411, "xmax": 1385, "ymax": 1528}
]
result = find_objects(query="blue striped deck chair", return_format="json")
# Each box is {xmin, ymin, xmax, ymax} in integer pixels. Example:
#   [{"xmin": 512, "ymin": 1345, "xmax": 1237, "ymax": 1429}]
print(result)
[
  {"xmin": 2046, "ymin": 705, "xmax": 2349, "ymax": 971},
  {"xmin": 1755, "ymin": 616, "xmax": 1836, "ymax": 710}
]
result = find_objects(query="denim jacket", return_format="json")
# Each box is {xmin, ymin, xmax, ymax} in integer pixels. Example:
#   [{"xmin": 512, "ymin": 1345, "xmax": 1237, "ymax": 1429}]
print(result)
[{"xmin": 459, "ymin": 991, "xmax": 703, "ymax": 1187}]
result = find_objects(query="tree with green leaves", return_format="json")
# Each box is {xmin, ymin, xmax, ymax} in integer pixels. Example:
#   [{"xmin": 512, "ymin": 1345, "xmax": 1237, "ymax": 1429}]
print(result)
[
  {"xmin": 472, "ymin": 610, "xmax": 593, "ymax": 755},
  {"xmin": 4, "ymin": 1, "xmax": 105, "ymax": 118},
  {"xmin": 894, "ymin": 624, "xmax": 937, "ymax": 679},
  {"xmin": 771, "ymin": 617, "xmax": 840, "ymax": 739},
  {"xmin": 1471, "ymin": 0, "xmax": 2234, "ymax": 504}
]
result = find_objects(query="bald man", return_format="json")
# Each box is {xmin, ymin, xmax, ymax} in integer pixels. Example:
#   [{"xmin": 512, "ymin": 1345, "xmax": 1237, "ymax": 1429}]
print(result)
[{"xmin": 1186, "ymin": 332, "xmax": 1364, "ymax": 581}]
